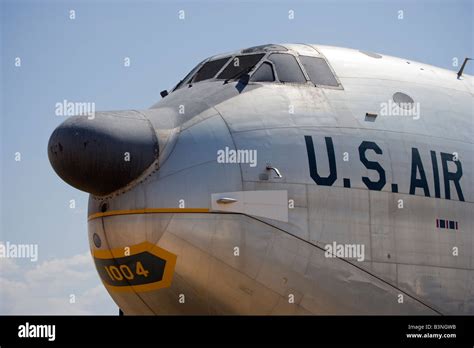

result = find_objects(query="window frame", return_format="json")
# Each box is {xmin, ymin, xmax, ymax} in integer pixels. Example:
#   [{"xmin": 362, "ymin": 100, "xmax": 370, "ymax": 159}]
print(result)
[
  {"xmin": 171, "ymin": 59, "xmax": 207, "ymax": 91},
  {"xmin": 174, "ymin": 53, "xmax": 267, "ymax": 88},
  {"xmin": 249, "ymin": 61, "xmax": 276, "ymax": 83},
  {"xmin": 216, "ymin": 53, "xmax": 266, "ymax": 81},
  {"xmin": 191, "ymin": 56, "xmax": 232, "ymax": 83},
  {"xmin": 246, "ymin": 53, "xmax": 343, "ymax": 90},
  {"xmin": 265, "ymin": 53, "xmax": 309, "ymax": 85},
  {"xmin": 172, "ymin": 51, "xmax": 343, "ymax": 91},
  {"xmin": 297, "ymin": 55, "xmax": 343, "ymax": 90}
]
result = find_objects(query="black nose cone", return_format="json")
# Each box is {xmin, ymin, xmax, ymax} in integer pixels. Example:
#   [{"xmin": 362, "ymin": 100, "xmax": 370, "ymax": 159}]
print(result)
[{"xmin": 48, "ymin": 111, "xmax": 159, "ymax": 196}]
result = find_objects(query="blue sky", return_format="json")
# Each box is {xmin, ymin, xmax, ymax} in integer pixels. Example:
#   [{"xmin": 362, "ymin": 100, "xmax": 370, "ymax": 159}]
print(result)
[{"xmin": 0, "ymin": 0, "xmax": 472, "ymax": 314}]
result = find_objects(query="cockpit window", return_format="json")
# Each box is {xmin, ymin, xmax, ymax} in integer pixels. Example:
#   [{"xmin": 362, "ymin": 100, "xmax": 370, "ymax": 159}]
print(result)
[
  {"xmin": 299, "ymin": 56, "xmax": 339, "ymax": 87},
  {"xmin": 173, "ymin": 62, "xmax": 203, "ymax": 90},
  {"xmin": 242, "ymin": 44, "xmax": 288, "ymax": 53},
  {"xmin": 193, "ymin": 57, "xmax": 230, "ymax": 83},
  {"xmin": 218, "ymin": 54, "xmax": 265, "ymax": 80},
  {"xmin": 173, "ymin": 51, "xmax": 340, "ymax": 92},
  {"xmin": 268, "ymin": 53, "xmax": 306, "ymax": 83},
  {"xmin": 250, "ymin": 62, "xmax": 275, "ymax": 82}
]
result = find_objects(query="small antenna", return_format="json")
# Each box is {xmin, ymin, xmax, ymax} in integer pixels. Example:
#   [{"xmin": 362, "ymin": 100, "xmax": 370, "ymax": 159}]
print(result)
[{"xmin": 457, "ymin": 57, "xmax": 472, "ymax": 79}]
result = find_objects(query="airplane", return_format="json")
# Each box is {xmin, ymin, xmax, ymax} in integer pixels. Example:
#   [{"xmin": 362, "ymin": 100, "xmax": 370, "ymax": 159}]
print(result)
[{"xmin": 48, "ymin": 43, "xmax": 473, "ymax": 315}]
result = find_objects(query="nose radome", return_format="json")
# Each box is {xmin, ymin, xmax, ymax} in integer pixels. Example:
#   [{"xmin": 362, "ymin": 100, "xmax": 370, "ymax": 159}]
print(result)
[{"xmin": 48, "ymin": 111, "xmax": 159, "ymax": 196}]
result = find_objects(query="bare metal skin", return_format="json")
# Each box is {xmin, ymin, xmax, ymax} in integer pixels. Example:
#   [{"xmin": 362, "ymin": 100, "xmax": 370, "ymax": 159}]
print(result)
[{"xmin": 49, "ymin": 44, "xmax": 473, "ymax": 314}]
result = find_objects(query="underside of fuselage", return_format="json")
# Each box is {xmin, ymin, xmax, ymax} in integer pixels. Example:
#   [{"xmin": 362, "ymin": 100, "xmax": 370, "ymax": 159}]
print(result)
[{"xmin": 89, "ymin": 212, "xmax": 440, "ymax": 315}]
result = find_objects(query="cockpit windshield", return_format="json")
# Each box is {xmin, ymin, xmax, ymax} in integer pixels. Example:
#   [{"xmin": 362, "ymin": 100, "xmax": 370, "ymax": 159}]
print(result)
[
  {"xmin": 173, "ymin": 60, "xmax": 204, "ymax": 90},
  {"xmin": 172, "ymin": 46, "xmax": 340, "ymax": 92},
  {"xmin": 268, "ymin": 53, "xmax": 306, "ymax": 83},
  {"xmin": 250, "ymin": 62, "xmax": 275, "ymax": 82},
  {"xmin": 173, "ymin": 53, "xmax": 265, "ymax": 89},
  {"xmin": 193, "ymin": 57, "xmax": 230, "ymax": 83},
  {"xmin": 217, "ymin": 54, "xmax": 265, "ymax": 80}
]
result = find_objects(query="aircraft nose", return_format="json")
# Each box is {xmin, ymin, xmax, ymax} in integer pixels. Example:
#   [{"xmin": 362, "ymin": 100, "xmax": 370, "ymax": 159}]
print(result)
[{"xmin": 48, "ymin": 111, "xmax": 159, "ymax": 196}]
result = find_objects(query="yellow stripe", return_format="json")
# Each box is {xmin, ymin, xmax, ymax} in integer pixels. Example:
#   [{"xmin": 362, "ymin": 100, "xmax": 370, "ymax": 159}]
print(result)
[{"xmin": 88, "ymin": 208, "xmax": 210, "ymax": 221}]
